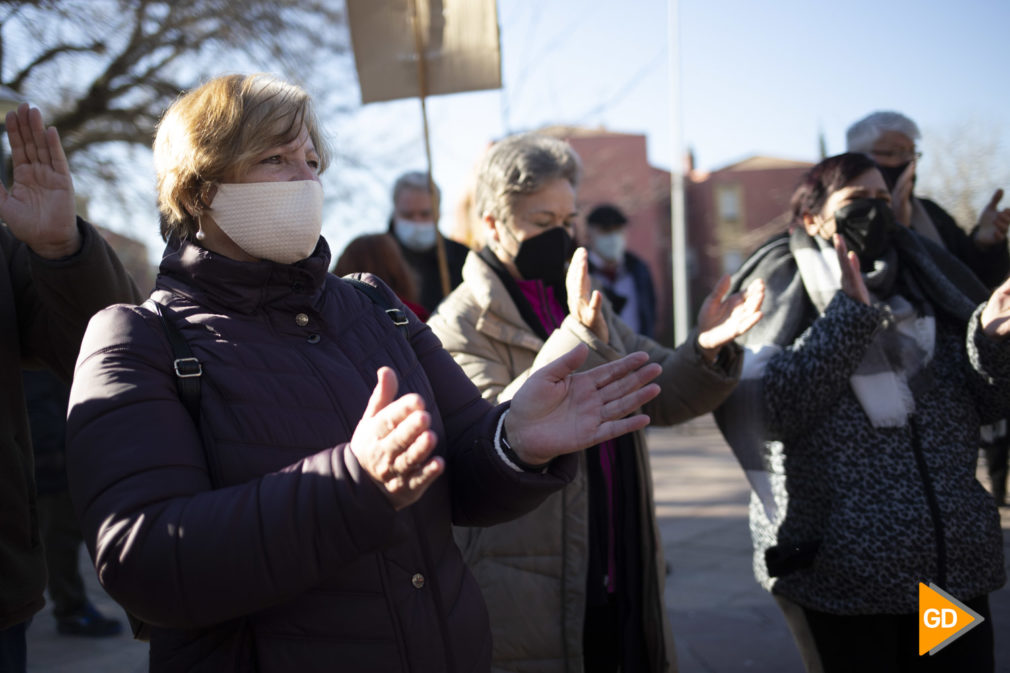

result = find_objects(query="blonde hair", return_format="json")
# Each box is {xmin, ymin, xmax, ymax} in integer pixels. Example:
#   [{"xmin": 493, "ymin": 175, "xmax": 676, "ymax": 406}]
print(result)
[{"xmin": 153, "ymin": 73, "xmax": 330, "ymax": 240}]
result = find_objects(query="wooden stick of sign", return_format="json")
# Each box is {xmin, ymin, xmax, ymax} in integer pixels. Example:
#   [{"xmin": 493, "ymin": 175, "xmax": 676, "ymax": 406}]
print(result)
[{"xmin": 407, "ymin": 0, "xmax": 451, "ymax": 299}]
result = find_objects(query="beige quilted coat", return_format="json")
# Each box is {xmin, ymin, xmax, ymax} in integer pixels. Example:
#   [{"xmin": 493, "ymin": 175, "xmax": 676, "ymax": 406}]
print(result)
[{"xmin": 429, "ymin": 252, "xmax": 742, "ymax": 673}]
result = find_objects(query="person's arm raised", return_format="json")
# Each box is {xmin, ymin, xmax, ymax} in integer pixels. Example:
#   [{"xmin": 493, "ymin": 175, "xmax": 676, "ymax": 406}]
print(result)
[{"xmin": 0, "ymin": 103, "xmax": 78, "ymax": 259}]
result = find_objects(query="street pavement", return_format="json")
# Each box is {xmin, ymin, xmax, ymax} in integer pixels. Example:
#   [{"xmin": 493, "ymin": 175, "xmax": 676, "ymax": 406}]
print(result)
[{"xmin": 25, "ymin": 414, "xmax": 1010, "ymax": 672}]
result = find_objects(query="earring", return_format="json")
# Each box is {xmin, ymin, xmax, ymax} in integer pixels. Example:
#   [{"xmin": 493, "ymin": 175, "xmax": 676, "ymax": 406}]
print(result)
[{"xmin": 195, "ymin": 213, "xmax": 206, "ymax": 241}]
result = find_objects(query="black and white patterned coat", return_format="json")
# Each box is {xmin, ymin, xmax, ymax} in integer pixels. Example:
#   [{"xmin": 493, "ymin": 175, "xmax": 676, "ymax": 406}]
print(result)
[{"xmin": 751, "ymin": 285, "xmax": 1007, "ymax": 614}]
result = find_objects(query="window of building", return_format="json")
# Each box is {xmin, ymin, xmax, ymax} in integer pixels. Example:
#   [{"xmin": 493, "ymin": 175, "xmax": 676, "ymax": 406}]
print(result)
[{"xmin": 716, "ymin": 184, "xmax": 741, "ymax": 223}]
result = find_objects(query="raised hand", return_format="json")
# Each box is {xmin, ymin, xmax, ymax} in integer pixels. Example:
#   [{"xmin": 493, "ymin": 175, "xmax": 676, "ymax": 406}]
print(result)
[
  {"xmin": 566, "ymin": 246, "xmax": 608, "ymax": 343},
  {"xmin": 974, "ymin": 189, "xmax": 1010, "ymax": 248},
  {"xmin": 696, "ymin": 274, "xmax": 765, "ymax": 362},
  {"xmin": 504, "ymin": 345, "xmax": 661, "ymax": 466},
  {"xmin": 0, "ymin": 103, "xmax": 78, "ymax": 259},
  {"xmin": 834, "ymin": 234, "xmax": 869, "ymax": 305},
  {"xmin": 349, "ymin": 367, "xmax": 444, "ymax": 510},
  {"xmin": 890, "ymin": 160, "xmax": 915, "ymax": 227},
  {"xmin": 980, "ymin": 275, "xmax": 1010, "ymax": 340}
]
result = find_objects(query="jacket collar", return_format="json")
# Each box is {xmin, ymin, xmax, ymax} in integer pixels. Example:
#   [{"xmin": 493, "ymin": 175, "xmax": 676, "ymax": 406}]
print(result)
[
  {"xmin": 462, "ymin": 250, "xmax": 545, "ymax": 352},
  {"xmin": 156, "ymin": 235, "xmax": 332, "ymax": 314}
]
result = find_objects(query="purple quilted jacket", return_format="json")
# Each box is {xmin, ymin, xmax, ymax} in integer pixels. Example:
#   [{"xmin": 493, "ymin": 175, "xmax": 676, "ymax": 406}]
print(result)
[{"xmin": 66, "ymin": 236, "xmax": 575, "ymax": 673}]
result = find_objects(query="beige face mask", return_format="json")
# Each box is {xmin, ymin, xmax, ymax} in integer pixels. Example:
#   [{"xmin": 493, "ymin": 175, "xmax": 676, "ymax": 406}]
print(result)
[{"xmin": 209, "ymin": 180, "xmax": 323, "ymax": 264}]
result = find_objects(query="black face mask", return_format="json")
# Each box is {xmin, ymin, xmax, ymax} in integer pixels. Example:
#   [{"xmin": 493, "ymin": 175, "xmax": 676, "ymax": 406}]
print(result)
[
  {"xmin": 833, "ymin": 198, "xmax": 897, "ymax": 267},
  {"xmin": 875, "ymin": 161, "xmax": 912, "ymax": 191},
  {"xmin": 510, "ymin": 226, "xmax": 575, "ymax": 289}
]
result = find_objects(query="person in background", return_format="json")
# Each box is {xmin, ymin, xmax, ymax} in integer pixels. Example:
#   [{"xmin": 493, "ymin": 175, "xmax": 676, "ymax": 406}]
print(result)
[
  {"xmin": 0, "ymin": 102, "xmax": 140, "ymax": 673},
  {"xmin": 848, "ymin": 111, "xmax": 1010, "ymax": 506},
  {"xmin": 387, "ymin": 171, "xmax": 469, "ymax": 313},
  {"xmin": 23, "ymin": 369, "xmax": 122, "ymax": 638},
  {"xmin": 584, "ymin": 203, "xmax": 658, "ymax": 338},
  {"xmin": 64, "ymin": 73, "xmax": 663, "ymax": 673},
  {"xmin": 715, "ymin": 152, "xmax": 1006, "ymax": 672},
  {"xmin": 845, "ymin": 110, "xmax": 1010, "ymax": 287},
  {"xmin": 429, "ymin": 132, "xmax": 765, "ymax": 673},
  {"xmin": 333, "ymin": 233, "xmax": 430, "ymax": 321}
]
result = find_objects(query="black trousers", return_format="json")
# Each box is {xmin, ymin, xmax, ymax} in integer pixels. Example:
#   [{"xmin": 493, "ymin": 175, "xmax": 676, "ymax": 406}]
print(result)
[
  {"xmin": 37, "ymin": 491, "xmax": 87, "ymax": 618},
  {"xmin": 777, "ymin": 594, "xmax": 994, "ymax": 673},
  {"xmin": 0, "ymin": 621, "xmax": 28, "ymax": 673},
  {"xmin": 583, "ymin": 595, "xmax": 620, "ymax": 673}
]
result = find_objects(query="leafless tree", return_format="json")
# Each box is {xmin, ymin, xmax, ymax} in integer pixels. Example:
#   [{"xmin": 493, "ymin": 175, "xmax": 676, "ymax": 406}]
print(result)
[
  {"xmin": 917, "ymin": 120, "xmax": 1010, "ymax": 231},
  {"xmin": 0, "ymin": 0, "xmax": 353, "ymax": 234}
]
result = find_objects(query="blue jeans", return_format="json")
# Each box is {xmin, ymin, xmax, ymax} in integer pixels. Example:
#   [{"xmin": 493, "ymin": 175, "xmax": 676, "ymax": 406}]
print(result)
[{"xmin": 0, "ymin": 621, "xmax": 27, "ymax": 673}]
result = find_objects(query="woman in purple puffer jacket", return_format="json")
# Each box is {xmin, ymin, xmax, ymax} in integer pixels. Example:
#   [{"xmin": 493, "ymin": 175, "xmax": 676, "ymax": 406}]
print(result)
[{"xmin": 64, "ymin": 74, "xmax": 662, "ymax": 673}]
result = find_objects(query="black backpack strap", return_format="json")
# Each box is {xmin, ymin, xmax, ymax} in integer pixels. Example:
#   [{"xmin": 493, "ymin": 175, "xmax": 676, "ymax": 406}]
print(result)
[
  {"xmin": 130, "ymin": 298, "xmax": 208, "ymax": 642},
  {"xmin": 343, "ymin": 277, "xmax": 410, "ymax": 338},
  {"xmin": 144, "ymin": 298, "xmax": 203, "ymax": 426}
]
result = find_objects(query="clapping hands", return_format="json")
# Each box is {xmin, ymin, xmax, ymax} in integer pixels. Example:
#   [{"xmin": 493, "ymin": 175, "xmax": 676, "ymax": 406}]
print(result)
[{"xmin": 696, "ymin": 274, "xmax": 765, "ymax": 362}]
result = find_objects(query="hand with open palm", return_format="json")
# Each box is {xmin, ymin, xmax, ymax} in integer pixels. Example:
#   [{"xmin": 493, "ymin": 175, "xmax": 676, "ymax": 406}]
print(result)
[
  {"xmin": 505, "ymin": 345, "xmax": 661, "ymax": 466},
  {"xmin": 0, "ymin": 103, "xmax": 79, "ymax": 259},
  {"xmin": 351, "ymin": 346, "xmax": 661, "ymax": 507},
  {"xmin": 980, "ymin": 274, "xmax": 1010, "ymax": 341},
  {"xmin": 696, "ymin": 274, "xmax": 765, "ymax": 363}
]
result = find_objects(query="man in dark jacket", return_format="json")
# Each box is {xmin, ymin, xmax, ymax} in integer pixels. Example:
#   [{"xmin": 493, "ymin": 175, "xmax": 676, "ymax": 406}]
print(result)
[
  {"xmin": 0, "ymin": 103, "xmax": 140, "ymax": 671},
  {"xmin": 847, "ymin": 110, "xmax": 1010, "ymax": 506},
  {"xmin": 387, "ymin": 171, "xmax": 469, "ymax": 313},
  {"xmin": 584, "ymin": 204, "xmax": 658, "ymax": 338}
]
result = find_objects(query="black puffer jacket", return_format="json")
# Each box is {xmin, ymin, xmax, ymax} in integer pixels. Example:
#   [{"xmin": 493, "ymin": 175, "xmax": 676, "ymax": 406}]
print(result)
[{"xmin": 67, "ymin": 236, "xmax": 575, "ymax": 672}]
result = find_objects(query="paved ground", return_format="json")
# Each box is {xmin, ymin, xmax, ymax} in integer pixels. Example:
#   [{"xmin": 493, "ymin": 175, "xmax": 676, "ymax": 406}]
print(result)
[{"xmin": 25, "ymin": 415, "xmax": 1010, "ymax": 672}]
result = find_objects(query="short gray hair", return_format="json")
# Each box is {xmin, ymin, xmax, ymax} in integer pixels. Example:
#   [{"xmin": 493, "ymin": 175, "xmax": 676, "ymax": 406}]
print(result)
[
  {"xmin": 845, "ymin": 111, "xmax": 921, "ymax": 154},
  {"xmin": 474, "ymin": 133, "xmax": 582, "ymax": 223},
  {"xmin": 392, "ymin": 171, "xmax": 440, "ymax": 205}
]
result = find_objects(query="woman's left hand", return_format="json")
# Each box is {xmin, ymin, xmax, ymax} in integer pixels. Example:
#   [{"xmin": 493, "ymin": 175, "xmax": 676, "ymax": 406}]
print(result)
[
  {"xmin": 566, "ymin": 247, "xmax": 609, "ymax": 343},
  {"xmin": 696, "ymin": 275, "xmax": 765, "ymax": 363},
  {"xmin": 504, "ymin": 345, "xmax": 661, "ymax": 466},
  {"xmin": 980, "ymin": 274, "xmax": 1010, "ymax": 340}
]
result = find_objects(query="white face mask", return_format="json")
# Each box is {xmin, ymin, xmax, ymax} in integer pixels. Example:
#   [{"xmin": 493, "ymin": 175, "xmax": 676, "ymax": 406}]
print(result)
[
  {"xmin": 394, "ymin": 218, "xmax": 438, "ymax": 252},
  {"xmin": 210, "ymin": 180, "xmax": 323, "ymax": 264},
  {"xmin": 593, "ymin": 231, "xmax": 626, "ymax": 264}
]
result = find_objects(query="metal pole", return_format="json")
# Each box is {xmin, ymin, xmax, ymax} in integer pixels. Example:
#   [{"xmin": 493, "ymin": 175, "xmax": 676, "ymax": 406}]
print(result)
[
  {"xmin": 668, "ymin": 0, "xmax": 689, "ymax": 345},
  {"xmin": 0, "ymin": 121, "xmax": 6, "ymax": 189}
]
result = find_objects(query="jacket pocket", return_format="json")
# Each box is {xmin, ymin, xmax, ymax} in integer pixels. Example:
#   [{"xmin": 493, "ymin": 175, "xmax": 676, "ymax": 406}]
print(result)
[{"xmin": 765, "ymin": 539, "xmax": 821, "ymax": 577}]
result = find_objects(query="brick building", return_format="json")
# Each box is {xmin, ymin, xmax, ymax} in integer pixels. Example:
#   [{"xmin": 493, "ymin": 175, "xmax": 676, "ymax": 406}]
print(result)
[
  {"xmin": 684, "ymin": 154, "xmax": 813, "ymax": 312},
  {"xmin": 498, "ymin": 127, "xmax": 813, "ymax": 344}
]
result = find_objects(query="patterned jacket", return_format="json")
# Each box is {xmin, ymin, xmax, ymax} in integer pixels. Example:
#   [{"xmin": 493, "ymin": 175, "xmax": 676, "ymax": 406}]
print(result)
[{"xmin": 739, "ymin": 245, "xmax": 1007, "ymax": 614}]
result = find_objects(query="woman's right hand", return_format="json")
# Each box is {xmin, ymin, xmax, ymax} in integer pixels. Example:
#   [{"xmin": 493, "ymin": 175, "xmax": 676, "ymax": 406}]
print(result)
[
  {"xmin": 566, "ymin": 246, "xmax": 608, "ymax": 342},
  {"xmin": 0, "ymin": 103, "xmax": 79, "ymax": 259},
  {"xmin": 349, "ymin": 367, "xmax": 444, "ymax": 510},
  {"xmin": 834, "ymin": 234, "xmax": 869, "ymax": 305}
]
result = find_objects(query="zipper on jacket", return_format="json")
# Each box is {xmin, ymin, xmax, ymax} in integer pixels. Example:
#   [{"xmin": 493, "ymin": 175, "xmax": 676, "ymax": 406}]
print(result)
[
  {"xmin": 908, "ymin": 417, "xmax": 947, "ymax": 587},
  {"xmin": 412, "ymin": 509, "xmax": 457, "ymax": 673}
]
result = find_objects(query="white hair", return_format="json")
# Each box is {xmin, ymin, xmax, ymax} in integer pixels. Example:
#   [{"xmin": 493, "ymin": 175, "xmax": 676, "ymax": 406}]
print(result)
[{"xmin": 845, "ymin": 111, "xmax": 921, "ymax": 154}]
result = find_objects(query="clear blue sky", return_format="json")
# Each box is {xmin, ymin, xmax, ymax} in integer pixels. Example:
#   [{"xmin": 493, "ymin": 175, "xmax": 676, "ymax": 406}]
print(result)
[
  {"xmin": 94, "ymin": 0, "xmax": 1010, "ymax": 263},
  {"xmin": 323, "ymin": 0, "xmax": 1010, "ymax": 258}
]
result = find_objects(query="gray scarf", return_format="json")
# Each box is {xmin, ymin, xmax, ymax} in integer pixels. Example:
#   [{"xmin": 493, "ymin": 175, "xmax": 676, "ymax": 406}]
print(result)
[{"xmin": 713, "ymin": 225, "xmax": 988, "ymax": 519}]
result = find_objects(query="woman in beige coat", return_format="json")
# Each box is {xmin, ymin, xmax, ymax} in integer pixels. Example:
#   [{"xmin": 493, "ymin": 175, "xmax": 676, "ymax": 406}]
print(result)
[{"xmin": 428, "ymin": 133, "xmax": 764, "ymax": 673}]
